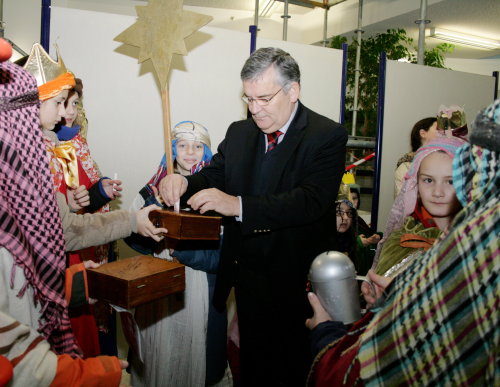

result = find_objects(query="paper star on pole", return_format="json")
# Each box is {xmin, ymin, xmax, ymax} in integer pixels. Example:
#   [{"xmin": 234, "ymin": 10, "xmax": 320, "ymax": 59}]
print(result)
[{"xmin": 115, "ymin": 0, "xmax": 212, "ymax": 90}]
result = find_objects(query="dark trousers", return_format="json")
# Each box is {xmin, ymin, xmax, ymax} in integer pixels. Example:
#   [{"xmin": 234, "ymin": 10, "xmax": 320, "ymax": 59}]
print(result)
[
  {"xmin": 206, "ymin": 273, "xmax": 228, "ymax": 385},
  {"xmin": 234, "ymin": 265, "xmax": 311, "ymax": 386}
]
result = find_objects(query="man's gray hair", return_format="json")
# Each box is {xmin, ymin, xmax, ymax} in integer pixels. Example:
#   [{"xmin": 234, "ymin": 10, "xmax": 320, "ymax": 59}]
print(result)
[{"xmin": 240, "ymin": 47, "xmax": 300, "ymax": 92}]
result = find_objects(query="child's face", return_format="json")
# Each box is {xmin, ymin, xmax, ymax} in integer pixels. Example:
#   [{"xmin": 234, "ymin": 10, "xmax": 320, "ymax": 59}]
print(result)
[
  {"xmin": 418, "ymin": 152, "xmax": 461, "ymax": 224},
  {"xmin": 175, "ymin": 139, "xmax": 204, "ymax": 176},
  {"xmin": 336, "ymin": 202, "xmax": 353, "ymax": 233},
  {"xmin": 350, "ymin": 191, "xmax": 359, "ymax": 209},
  {"xmin": 40, "ymin": 90, "xmax": 68, "ymax": 130},
  {"xmin": 64, "ymin": 92, "xmax": 79, "ymax": 127}
]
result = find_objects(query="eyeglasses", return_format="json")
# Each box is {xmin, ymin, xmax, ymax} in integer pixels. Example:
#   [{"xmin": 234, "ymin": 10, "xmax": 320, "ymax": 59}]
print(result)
[
  {"xmin": 336, "ymin": 209, "xmax": 354, "ymax": 218},
  {"xmin": 242, "ymin": 88, "xmax": 282, "ymax": 106}
]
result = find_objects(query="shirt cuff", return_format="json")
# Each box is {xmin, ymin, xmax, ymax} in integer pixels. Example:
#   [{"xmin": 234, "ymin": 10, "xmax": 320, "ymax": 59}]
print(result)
[
  {"xmin": 98, "ymin": 177, "xmax": 111, "ymax": 199},
  {"xmin": 235, "ymin": 196, "xmax": 243, "ymax": 222}
]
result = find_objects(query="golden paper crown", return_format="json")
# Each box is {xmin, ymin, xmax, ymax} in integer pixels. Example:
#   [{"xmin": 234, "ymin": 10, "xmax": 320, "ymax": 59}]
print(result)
[
  {"xmin": 23, "ymin": 43, "xmax": 68, "ymax": 87},
  {"xmin": 336, "ymin": 183, "xmax": 354, "ymax": 206}
]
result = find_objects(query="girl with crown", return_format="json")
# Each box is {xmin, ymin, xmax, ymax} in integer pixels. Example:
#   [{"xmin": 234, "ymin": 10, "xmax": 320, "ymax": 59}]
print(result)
[
  {"xmin": 0, "ymin": 40, "xmax": 137, "ymax": 386},
  {"xmin": 51, "ymin": 76, "xmax": 123, "ymax": 358},
  {"xmin": 22, "ymin": 43, "xmax": 168, "ymax": 357}
]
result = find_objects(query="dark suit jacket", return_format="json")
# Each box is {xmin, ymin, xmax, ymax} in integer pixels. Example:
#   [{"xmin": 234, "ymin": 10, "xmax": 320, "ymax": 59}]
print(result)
[{"xmin": 184, "ymin": 102, "xmax": 347, "ymax": 313}]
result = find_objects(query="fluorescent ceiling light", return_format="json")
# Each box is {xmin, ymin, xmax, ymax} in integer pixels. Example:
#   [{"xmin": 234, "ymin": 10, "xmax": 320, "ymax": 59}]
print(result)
[{"xmin": 428, "ymin": 28, "xmax": 500, "ymax": 50}]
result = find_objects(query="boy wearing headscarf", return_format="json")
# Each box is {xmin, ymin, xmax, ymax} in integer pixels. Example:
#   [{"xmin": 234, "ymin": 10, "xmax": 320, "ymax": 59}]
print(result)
[{"xmin": 0, "ymin": 47, "xmax": 124, "ymax": 386}]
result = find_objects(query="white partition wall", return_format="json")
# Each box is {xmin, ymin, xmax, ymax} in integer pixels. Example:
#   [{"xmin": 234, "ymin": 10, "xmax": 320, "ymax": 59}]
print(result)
[
  {"xmin": 256, "ymin": 38, "xmax": 344, "ymax": 122},
  {"xmin": 376, "ymin": 59, "xmax": 496, "ymax": 231},
  {"xmin": 50, "ymin": 6, "xmax": 343, "ymax": 210}
]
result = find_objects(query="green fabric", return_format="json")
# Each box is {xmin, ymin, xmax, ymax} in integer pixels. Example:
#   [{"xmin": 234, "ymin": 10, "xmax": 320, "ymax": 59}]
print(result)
[
  {"xmin": 375, "ymin": 216, "xmax": 441, "ymax": 276},
  {"xmin": 355, "ymin": 236, "xmax": 378, "ymax": 276}
]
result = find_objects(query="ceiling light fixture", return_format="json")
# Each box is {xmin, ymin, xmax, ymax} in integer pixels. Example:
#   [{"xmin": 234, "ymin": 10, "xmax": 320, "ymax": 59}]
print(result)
[{"xmin": 428, "ymin": 28, "xmax": 500, "ymax": 50}]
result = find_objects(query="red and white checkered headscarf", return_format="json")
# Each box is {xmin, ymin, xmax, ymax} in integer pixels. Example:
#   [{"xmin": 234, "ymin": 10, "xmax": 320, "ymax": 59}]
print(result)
[{"xmin": 0, "ymin": 61, "xmax": 81, "ymax": 356}]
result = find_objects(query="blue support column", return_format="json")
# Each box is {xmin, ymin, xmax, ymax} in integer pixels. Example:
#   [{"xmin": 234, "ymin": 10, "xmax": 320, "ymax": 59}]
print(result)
[
  {"xmin": 493, "ymin": 71, "xmax": 498, "ymax": 100},
  {"xmin": 370, "ymin": 51, "xmax": 387, "ymax": 232},
  {"xmin": 340, "ymin": 43, "xmax": 348, "ymax": 125},
  {"xmin": 41, "ymin": 0, "xmax": 51, "ymax": 53},
  {"xmin": 249, "ymin": 25, "xmax": 258, "ymax": 54}
]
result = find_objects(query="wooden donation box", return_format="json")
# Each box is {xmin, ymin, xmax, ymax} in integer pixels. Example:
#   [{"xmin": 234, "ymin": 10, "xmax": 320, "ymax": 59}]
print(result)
[
  {"xmin": 149, "ymin": 209, "xmax": 222, "ymax": 240},
  {"xmin": 87, "ymin": 255, "xmax": 185, "ymax": 309}
]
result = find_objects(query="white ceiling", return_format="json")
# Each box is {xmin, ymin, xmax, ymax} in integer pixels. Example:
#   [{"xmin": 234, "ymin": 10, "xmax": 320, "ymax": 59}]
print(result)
[{"xmin": 183, "ymin": 0, "xmax": 500, "ymax": 59}]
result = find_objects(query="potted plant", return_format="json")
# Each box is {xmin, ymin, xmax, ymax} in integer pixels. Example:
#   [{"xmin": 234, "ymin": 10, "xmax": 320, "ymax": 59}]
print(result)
[{"xmin": 331, "ymin": 29, "xmax": 453, "ymax": 137}]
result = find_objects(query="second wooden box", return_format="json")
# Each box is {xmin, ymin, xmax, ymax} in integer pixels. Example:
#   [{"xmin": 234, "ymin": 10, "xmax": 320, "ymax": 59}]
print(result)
[{"xmin": 87, "ymin": 255, "xmax": 185, "ymax": 309}]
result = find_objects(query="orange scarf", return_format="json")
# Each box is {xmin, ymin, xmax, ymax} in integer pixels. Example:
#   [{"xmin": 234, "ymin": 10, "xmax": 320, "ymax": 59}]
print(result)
[{"xmin": 38, "ymin": 72, "xmax": 75, "ymax": 101}]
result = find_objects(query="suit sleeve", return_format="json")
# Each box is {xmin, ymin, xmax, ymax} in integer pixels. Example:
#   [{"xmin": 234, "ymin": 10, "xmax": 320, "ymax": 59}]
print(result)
[{"xmin": 240, "ymin": 124, "xmax": 347, "ymax": 235}]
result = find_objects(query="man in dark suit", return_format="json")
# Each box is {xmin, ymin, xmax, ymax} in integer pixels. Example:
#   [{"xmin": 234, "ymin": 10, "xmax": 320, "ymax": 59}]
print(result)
[{"xmin": 160, "ymin": 47, "xmax": 347, "ymax": 386}]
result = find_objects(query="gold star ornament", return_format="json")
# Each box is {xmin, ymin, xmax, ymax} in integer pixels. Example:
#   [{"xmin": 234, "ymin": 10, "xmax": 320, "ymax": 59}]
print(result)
[{"xmin": 115, "ymin": 0, "xmax": 212, "ymax": 90}]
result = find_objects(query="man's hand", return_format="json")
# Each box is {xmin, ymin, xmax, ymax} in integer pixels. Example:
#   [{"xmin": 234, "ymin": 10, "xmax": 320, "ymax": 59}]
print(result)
[
  {"xmin": 67, "ymin": 185, "xmax": 90, "ymax": 211},
  {"xmin": 305, "ymin": 292, "xmax": 332, "ymax": 330},
  {"xmin": 187, "ymin": 188, "xmax": 240, "ymax": 216},
  {"xmin": 102, "ymin": 178, "xmax": 122, "ymax": 200},
  {"xmin": 158, "ymin": 175, "xmax": 188, "ymax": 207},
  {"xmin": 361, "ymin": 269, "xmax": 392, "ymax": 309},
  {"xmin": 136, "ymin": 205, "xmax": 168, "ymax": 242}
]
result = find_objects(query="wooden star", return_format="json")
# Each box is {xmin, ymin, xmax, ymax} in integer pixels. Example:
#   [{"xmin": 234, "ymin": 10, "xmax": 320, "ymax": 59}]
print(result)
[{"xmin": 115, "ymin": 0, "xmax": 212, "ymax": 90}]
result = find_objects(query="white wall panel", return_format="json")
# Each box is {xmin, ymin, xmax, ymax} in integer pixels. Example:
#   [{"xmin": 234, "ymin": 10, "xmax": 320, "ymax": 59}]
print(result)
[{"xmin": 377, "ymin": 59, "xmax": 495, "ymax": 231}]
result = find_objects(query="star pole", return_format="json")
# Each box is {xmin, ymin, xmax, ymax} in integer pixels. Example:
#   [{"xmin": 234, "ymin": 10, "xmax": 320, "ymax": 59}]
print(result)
[{"xmin": 115, "ymin": 0, "xmax": 212, "ymax": 174}]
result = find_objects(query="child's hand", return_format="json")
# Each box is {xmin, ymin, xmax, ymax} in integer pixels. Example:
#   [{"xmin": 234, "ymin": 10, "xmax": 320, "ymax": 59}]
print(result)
[
  {"xmin": 305, "ymin": 292, "xmax": 332, "ymax": 330},
  {"xmin": 102, "ymin": 178, "xmax": 122, "ymax": 200},
  {"xmin": 361, "ymin": 270, "xmax": 392, "ymax": 309},
  {"xmin": 83, "ymin": 260, "xmax": 100, "ymax": 269},
  {"xmin": 135, "ymin": 205, "xmax": 168, "ymax": 242},
  {"xmin": 67, "ymin": 185, "xmax": 90, "ymax": 211},
  {"xmin": 360, "ymin": 233, "xmax": 381, "ymax": 246}
]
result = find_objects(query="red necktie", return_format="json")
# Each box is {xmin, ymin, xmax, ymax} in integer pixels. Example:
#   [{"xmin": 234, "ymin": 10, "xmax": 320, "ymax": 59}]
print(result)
[{"xmin": 266, "ymin": 130, "xmax": 283, "ymax": 152}]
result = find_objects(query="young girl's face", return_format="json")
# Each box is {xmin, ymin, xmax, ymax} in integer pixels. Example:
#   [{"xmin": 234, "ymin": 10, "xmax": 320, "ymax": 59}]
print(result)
[
  {"xmin": 336, "ymin": 201, "xmax": 353, "ymax": 233},
  {"xmin": 40, "ymin": 90, "xmax": 68, "ymax": 130},
  {"xmin": 418, "ymin": 151, "xmax": 461, "ymax": 228},
  {"xmin": 175, "ymin": 139, "xmax": 204, "ymax": 176},
  {"xmin": 350, "ymin": 190, "xmax": 360, "ymax": 209},
  {"xmin": 64, "ymin": 92, "xmax": 79, "ymax": 127}
]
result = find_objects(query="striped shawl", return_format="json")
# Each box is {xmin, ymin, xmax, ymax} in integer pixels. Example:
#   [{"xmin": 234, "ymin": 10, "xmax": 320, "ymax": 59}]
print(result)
[
  {"xmin": 0, "ymin": 62, "xmax": 80, "ymax": 356},
  {"xmin": 358, "ymin": 142, "xmax": 499, "ymax": 386}
]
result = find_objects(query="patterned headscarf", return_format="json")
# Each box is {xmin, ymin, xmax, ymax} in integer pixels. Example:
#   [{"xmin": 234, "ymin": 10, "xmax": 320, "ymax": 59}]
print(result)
[
  {"xmin": 372, "ymin": 136, "xmax": 466, "ymax": 269},
  {"xmin": 146, "ymin": 121, "xmax": 213, "ymax": 189},
  {"xmin": 0, "ymin": 62, "xmax": 81, "ymax": 356},
  {"xmin": 358, "ymin": 101, "xmax": 499, "ymax": 386}
]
